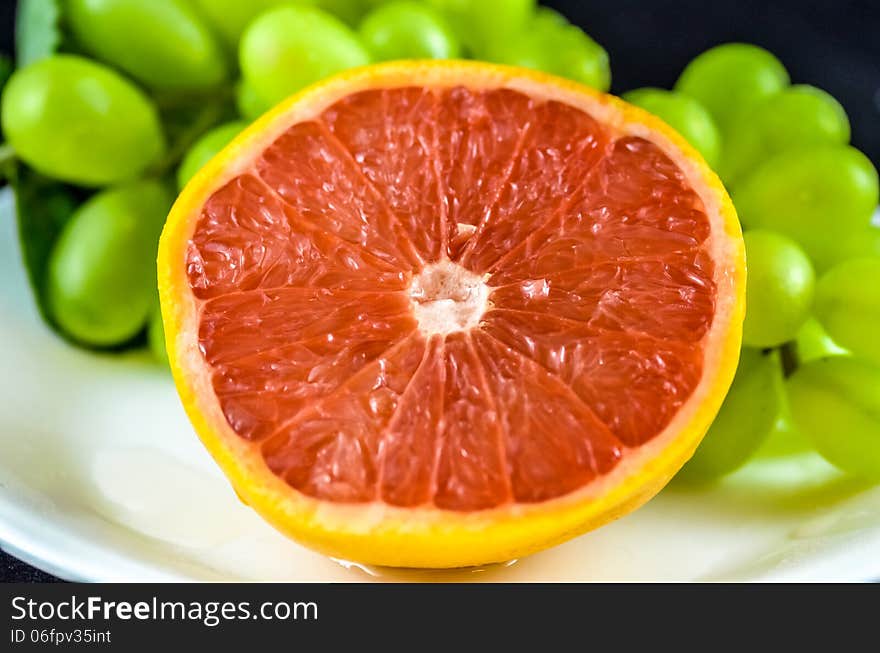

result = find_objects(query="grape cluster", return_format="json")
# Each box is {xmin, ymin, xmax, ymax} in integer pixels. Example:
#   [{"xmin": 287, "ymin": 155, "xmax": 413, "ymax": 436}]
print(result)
[
  {"xmin": 635, "ymin": 44, "xmax": 879, "ymax": 482},
  {"xmin": 0, "ymin": 0, "xmax": 608, "ymax": 363}
]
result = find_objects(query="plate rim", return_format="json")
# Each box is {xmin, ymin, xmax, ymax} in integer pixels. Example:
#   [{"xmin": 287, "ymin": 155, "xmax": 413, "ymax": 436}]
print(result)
[{"xmin": 3, "ymin": 485, "xmax": 880, "ymax": 582}]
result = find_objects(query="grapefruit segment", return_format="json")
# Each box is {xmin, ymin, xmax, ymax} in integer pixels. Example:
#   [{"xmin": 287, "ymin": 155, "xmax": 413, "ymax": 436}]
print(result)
[
  {"xmin": 263, "ymin": 334, "xmax": 427, "ymax": 503},
  {"xmin": 480, "ymin": 310, "xmax": 703, "ymax": 447},
  {"xmin": 187, "ymin": 174, "xmax": 409, "ymax": 299},
  {"xmin": 255, "ymin": 120, "xmax": 421, "ymax": 268},
  {"xmin": 322, "ymin": 88, "xmax": 446, "ymax": 262},
  {"xmin": 488, "ymin": 136, "xmax": 712, "ymax": 284},
  {"xmin": 433, "ymin": 333, "xmax": 509, "ymax": 510},
  {"xmin": 379, "ymin": 336, "xmax": 445, "ymax": 507},
  {"xmin": 436, "ymin": 88, "xmax": 534, "ymax": 258},
  {"xmin": 488, "ymin": 254, "xmax": 715, "ymax": 341},
  {"xmin": 564, "ymin": 333, "xmax": 704, "ymax": 448},
  {"xmin": 159, "ymin": 62, "xmax": 744, "ymax": 568},
  {"xmin": 461, "ymin": 98, "xmax": 608, "ymax": 273},
  {"xmin": 473, "ymin": 331, "xmax": 623, "ymax": 503},
  {"xmin": 201, "ymin": 288, "xmax": 415, "ymax": 441}
]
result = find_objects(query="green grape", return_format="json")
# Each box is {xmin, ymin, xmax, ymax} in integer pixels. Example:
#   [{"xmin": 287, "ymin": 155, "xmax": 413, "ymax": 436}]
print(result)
[
  {"xmin": 794, "ymin": 317, "xmax": 849, "ymax": 365},
  {"xmin": 679, "ymin": 348, "xmax": 783, "ymax": 481},
  {"xmin": 240, "ymin": 5, "xmax": 371, "ymax": 107},
  {"xmin": 0, "ymin": 55, "xmax": 165, "ymax": 186},
  {"xmin": 236, "ymin": 81, "xmax": 270, "ymax": 120},
  {"xmin": 675, "ymin": 43, "xmax": 789, "ymax": 133},
  {"xmin": 753, "ymin": 398, "xmax": 812, "ymax": 459},
  {"xmin": 815, "ymin": 225, "xmax": 880, "ymax": 271},
  {"xmin": 177, "ymin": 121, "xmax": 248, "ymax": 190},
  {"xmin": 814, "ymin": 258, "xmax": 880, "ymax": 365},
  {"xmin": 623, "ymin": 88, "xmax": 721, "ymax": 167},
  {"xmin": 741, "ymin": 230, "xmax": 815, "ymax": 348},
  {"xmin": 47, "ymin": 181, "xmax": 173, "ymax": 347},
  {"xmin": 67, "ymin": 0, "xmax": 227, "ymax": 90},
  {"xmin": 190, "ymin": 1, "xmax": 367, "ymax": 48},
  {"xmin": 188, "ymin": 0, "xmax": 288, "ymax": 47},
  {"xmin": 721, "ymin": 85, "xmax": 850, "ymax": 186},
  {"xmin": 787, "ymin": 357, "xmax": 880, "ymax": 479},
  {"xmin": 532, "ymin": 6, "xmax": 567, "ymax": 28},
  {"xmin": 487, "ymin": 20, "xmax": 610, "ymax": 92},
  {"xmin": 733, "ymin": 146, "xmax": 879, "ymax": 271},
  {"xmin": 359, "ymin": 1, "xmax": 461, "ymax": 61},
  {"xmin": 425, "ymin": 0, "xmax": 535, "ymax": 59},
  {"xmin": 148, "ymin": 299, "xmax": 168, "ymax": 365},
  {"xmin": 550, "ymin": 27, "xmax": 610, "ymax": 92},
  {"xmin": 317, "ymin": 0, "xmax": 368, "ymax": 25}
]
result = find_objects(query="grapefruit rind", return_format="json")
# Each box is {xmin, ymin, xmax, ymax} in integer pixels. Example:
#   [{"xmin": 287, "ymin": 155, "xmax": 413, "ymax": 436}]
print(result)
[{"xmin": 159, "ymin": 61, "xmax": 744, "ymax": 568}]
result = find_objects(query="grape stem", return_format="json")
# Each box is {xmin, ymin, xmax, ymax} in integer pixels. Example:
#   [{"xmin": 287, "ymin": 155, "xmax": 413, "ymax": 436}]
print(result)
[
  {"xmin": 148, "ymin": 101, "xmax": 226, "ymax": 179},
  {"xmin": 0, "ymin": 143, "xmax": 17, "ymax": 177},
  {"xmin": 151, "ymin": 85, "xmax": 233, "ymax": 112},
  {"xmin": 779, "ymin": 341, "xmax": 798, "ymax": 377}
]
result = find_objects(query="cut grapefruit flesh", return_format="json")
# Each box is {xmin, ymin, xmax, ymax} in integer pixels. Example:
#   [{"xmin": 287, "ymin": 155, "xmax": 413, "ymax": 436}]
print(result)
[{"xmin": 160, "ymin": 62, "xmax": 744, "ymax": 568}]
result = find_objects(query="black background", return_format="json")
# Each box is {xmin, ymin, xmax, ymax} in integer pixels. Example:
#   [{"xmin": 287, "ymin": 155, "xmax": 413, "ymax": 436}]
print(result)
[
  {"xmin": 1, "ymin": 0, "xmax": 879, "ymax": 582},
  {"xmin": 552, "ymin": 0, "xmax": 880, "ymax": 165}
]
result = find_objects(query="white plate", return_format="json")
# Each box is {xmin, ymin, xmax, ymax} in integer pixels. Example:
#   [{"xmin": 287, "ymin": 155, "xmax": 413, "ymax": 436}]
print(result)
[{"xmin": 2, "ymin": 188, "xmax": 880, "ymax": 582}]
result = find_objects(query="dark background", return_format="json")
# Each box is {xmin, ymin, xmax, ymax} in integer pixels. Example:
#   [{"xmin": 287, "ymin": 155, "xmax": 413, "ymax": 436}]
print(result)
[
  {"xmin": 1, "ymin": 0, "xmax": 879, "ymax": 582},
  {"xmin": 554, "ymin": 0, "xmax": 880, "ymax": 165}
]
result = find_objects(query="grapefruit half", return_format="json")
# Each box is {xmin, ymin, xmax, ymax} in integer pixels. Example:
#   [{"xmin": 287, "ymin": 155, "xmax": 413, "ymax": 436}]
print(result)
[{"xmin": 159, "ymin": 61, "xmax": 745, "ymax": 568}]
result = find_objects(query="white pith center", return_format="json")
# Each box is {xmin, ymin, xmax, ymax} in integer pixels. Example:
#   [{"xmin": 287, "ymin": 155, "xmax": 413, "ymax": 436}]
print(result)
[{"xmin": 410, "ymin": 261, "xmax": 490, "ymax": 336}]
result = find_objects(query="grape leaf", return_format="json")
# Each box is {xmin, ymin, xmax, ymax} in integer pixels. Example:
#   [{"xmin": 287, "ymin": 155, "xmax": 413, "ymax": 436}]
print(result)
[
  {"xmin": 149, "ymin": 88, "xmax": 236, "ymax": 177},
  {"xmin": 8, "ymin": 0, "xmax": 84, "ymax": 331},
  {"xmin": 0, "ymin": 56, "xmax": 14, "ymax": 184},
  {"xmin": 15, "ymin": 0, "xmax": 64, "ymax": 66},
  {"xmin": 0, "ymin": 55, "xmax": 13, "ymax": 90},
  {"xmin": 0, "ymin": 144, "xmax": 15, "ymax": 184},
  {"xmin": 11, "ymin": 166, "xmax": 153, "ymax": 350},
  {"xmin": 9, "ymin": 164, "xmax": 81, "ymax": 323}
]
